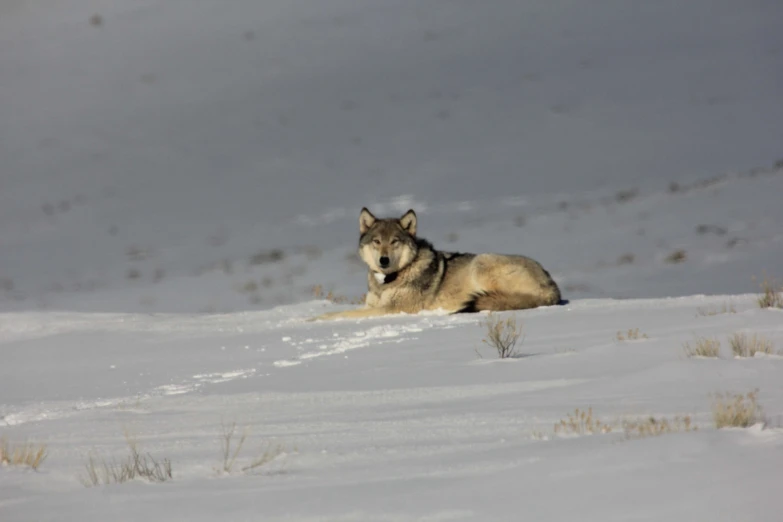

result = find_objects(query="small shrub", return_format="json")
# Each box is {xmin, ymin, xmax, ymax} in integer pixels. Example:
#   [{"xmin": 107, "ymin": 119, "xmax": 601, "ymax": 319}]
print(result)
[
  {"xmin": 728, "ymin": 332, "xmax": 776, "ymax": 357},
  {"xmin": 239, "ymin": 280, "xmax": 259, "ymax": 294},
  {"xmin": 756, "ymin": 277, "xmax": 783, "ymax": 309},
  {"xmin": 683, "ymin": 337, "xmax": 721, "ymax": 358},
  {"xmin": 616, "ymin": 328, "xmax": 648, "ymax": 341},
  {"xmin": 615, "ymin": 189, "xmax": 638, "ymax": 203},
  {"xmin": 218, "ymin": 421, "xmax": 285, "ymax": 474},
  {"xmin": 696, "ymin": 303, "xmax": 736, "ymax": 316},
  {"xmin": 220, "ymin": 421, "xmax": 247, "ymax": 473},
  {"xmin": 554, "ymin": 408, "xmax": 612, "ymax": 435},
  {"xmin": 529, "ymin": 430, "xmax": 548, "ymax": 441},
  {"xmin": 241, "ymin": 442, "xmax": 286, "ymax": 473},
  {"xmin": 80, "ymin": 433, "xmax": 172, "ymax": 487},
  {"xmin": 480, "ymin": 313, "xmax": 524, "ymax": 359},
  {"xmin": 250, "ymin": 249, "xmax": 285, "ymax": 266},
  {"xmin": 623, "ymin": 415, "xmax": 697, "ymax": 439},
  {"xmin": 665, "ymin": 249, "xmax": 687, "ymax": 264},
  {"xmin": 0, "ymin": 437, "xmax": 47, "ymax": 470},
  {"xmin": 712, "ymin": 390, "xmax": 764, "ymax": 429}
]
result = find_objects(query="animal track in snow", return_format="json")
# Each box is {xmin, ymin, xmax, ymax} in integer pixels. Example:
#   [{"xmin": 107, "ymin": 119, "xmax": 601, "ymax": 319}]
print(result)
[
  {"xmin": 273, "ymin": 318, "xmax": 469, "ymax": 367},
  {"xmin": 3, "ymin": 368, "xmax": 257, "ymax": 426}
]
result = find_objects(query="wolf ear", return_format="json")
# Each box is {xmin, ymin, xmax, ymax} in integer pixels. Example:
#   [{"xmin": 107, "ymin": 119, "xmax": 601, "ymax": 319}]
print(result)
[
  {"xmin": 359, "ymin": 207, "xmax": 376, "ymax": 234},
  {"xmin": 399, "ymin": 209, "xmax": 417, "ymax": 236}
]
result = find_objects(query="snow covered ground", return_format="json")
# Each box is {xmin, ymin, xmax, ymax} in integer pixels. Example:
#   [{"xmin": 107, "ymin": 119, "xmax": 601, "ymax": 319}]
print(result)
[
  {"xmin": 2, "ymin": 0, "xmax": 783, "ymax": 520},
  {"xmin": 2, "ymin": 296, "xmax": 783, "ymax": 520}
]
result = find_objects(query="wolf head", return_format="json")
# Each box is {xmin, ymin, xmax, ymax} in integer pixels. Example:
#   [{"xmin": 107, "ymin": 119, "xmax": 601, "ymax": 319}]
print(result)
[{"xmin": 358, "ymin": 207, "xmax": 418, "ymax": 275}]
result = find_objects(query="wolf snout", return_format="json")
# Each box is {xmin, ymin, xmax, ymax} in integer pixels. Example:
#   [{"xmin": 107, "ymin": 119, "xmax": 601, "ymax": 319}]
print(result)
[{"xmin": 379, "ymin": 256, "xmax": 390, "ymax": 268}]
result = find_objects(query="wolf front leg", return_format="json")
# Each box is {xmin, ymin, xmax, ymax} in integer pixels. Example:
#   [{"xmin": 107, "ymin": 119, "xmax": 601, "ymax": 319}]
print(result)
[{"xmin": 310, "ymin": 306, "xmax": 395, "ymax": 321}]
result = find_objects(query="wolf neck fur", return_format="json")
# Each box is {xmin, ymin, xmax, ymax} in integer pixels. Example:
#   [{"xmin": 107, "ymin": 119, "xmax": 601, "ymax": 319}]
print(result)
[
  {"xmin": 374, "ymin": 271, "xmax": 397, "ymax": 284},
  {"xmin": 389, "ymin": 239, "xmax": 438, "ymax": 282},
  {"xmin": 369, "ymin": 238, "xmax": 436, "ymax": 287}
]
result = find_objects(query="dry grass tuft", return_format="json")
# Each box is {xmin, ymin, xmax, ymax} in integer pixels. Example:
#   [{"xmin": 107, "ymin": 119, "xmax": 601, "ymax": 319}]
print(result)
[
  {"xmin": 683, "ymin": 336, "xmax": 721, "ymax": 358},
  {"xmin": 546, "ymin": 410, "xmax": 700, "ymax": 440},
  {"xmin": 616, "ymin": 328, "xmax": 648, "ymax": 341},
  {"xmin": 239, "ymin": 280, "xmax": 258, "ymax": 294},
  {"xmin": 0, "ymin": 437, "xmax": 48, "ymax": 470},
  {"xmin": 712, "ymin": 390, "xmax": 765, "ymax": 429},
  {"xmin": 480, "ymin": 313, "xmax": 524, "ymax": 359},
  {"xmin": 311, "ymin": 285, "xmax": 365, "ymax": 305},
  {"xmin": 241, "ymin": 442, "xmax": 286, "ymax": 472},
  {"xmin": 249, "ymin": 249, "xmax": 285, "ymax": 266},
  {"xmin": 218, "ymin": 421, "xmax": 286, "ymax": 474},
  {"xmin": 80, "ymin": 433, "xmax": 171, "ymax": 486},
  {"xmin": 622, "ymin": 415, "xmax": 697, "ymax": 439},
  {"xmin": 696, "ymin": 303, "xmax": 737, "ymax": 317},
  {"xmin": 756, "ymin": 276, "xmax": 783, "ymax": 309},
  {"xmin": 220, "ymin": 421, "xmax": 248, "ymax": 473},
  {"xmin": 728, "ymin": 332, "xmax": 777, "ymax": 357},
  {"xmin": 529, "ymin": 430, "xmax": 548, "ymax": 441},
  {"xmin": 665, "ymin": 249, "xmax": 687, "ymax": 264},
  {"xmin": 554, "ymin": 408, "xmax": 612, "ymax": 435}
]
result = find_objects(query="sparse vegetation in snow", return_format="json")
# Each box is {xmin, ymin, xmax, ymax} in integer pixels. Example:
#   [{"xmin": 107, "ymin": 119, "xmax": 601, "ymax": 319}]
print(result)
[
  {"xmin": 728, "ymin": 332, "xmax": 777, "ymax": 358},
  {"xmin": 218, "ymin": 421, "xmax": 286, "ymax": 475},
  {"xmin": 622, "ymin": 415, "xmax": 697, "ymax": 439},
  {"xmin": 0, "ymin": 437, "xmax": 47, "ymax": 470},
  {"xmin": 683, "ymin": 336, "xmax": 722, "ymax": 358},
  {"xmin": 479, "ymin": 313, "xmax": 524, "ymax": 359},
  {"xmin": 80, "ymin": 432, "xmax": 172, "ymax": 487},
  {"xmin": 554, "ymin": 408, "xmax": 612, "ymax": 436},
  {"xmin": 756, "ymin": 277, "xmax": 783, "ymax": 309},
  {"xmin": 696, "ymin": 302, "xmax": 736, "ymax": 316},
  {"xmin": 711, "ymin": 390, "xmax": 765, "ymax": 429},
  {"xmin": 616, "ymin": 328, "xmax": 648, "ymax": 341}
]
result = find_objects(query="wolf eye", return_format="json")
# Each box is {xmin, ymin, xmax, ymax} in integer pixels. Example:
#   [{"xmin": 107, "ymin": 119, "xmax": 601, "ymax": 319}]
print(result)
[
  {"xmin": 372, "ymin": 238, "xmax": 381, "ymax": 245},
  {"xmin": 390, "ymin": 238, "xmax": 400, "ymax": 245}
]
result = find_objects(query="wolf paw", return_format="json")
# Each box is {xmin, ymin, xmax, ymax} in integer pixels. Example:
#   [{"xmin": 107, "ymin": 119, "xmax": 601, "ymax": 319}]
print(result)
[{"xmin": 307, "ymin": 311, "xmax": 340, "ymax": 322}]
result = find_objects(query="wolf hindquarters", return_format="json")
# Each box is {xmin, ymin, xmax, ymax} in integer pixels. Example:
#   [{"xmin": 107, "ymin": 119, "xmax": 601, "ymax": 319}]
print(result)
[
  {"xmin": 464, "ymin": 292, "xmax": 547, "ymax": 312},
  {"xmin": 468, "ymin": 253, "xmax": 561, "ymax": 311}
]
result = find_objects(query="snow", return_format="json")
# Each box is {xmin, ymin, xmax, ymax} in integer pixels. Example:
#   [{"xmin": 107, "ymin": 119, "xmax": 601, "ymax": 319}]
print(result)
[
  {"xmin": 2, "ymin": 297, "xmax": 783, "ymax": 520},
  {"xmin": 2, "ymin": 0, "xmax": 783, "ymax": 520}
]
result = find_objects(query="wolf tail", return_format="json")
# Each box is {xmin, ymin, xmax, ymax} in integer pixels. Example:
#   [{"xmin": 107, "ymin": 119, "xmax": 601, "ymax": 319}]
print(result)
[{"xmin": 457, "ymin": 289, "xmax": 560, "ymax": 313}]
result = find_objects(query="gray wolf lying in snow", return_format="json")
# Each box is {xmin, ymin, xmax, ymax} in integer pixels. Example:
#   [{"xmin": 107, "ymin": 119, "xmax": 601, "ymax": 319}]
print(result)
[{"xmin": 312, "ymin": 208, "xmax": 561, "ymax": 321}]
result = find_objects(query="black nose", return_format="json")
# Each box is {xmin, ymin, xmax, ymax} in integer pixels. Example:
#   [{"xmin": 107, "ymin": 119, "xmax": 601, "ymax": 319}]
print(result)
[{"xmin": 379, "ymin": 256, "xmax": 390, "ymax": 268}]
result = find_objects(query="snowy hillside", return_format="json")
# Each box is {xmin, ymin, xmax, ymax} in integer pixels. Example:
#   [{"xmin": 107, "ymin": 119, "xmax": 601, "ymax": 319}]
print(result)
[
  {"xmin": 2, "ymin": 295, "xmax": 783, "ymax": 521},
  {"xmin": 1, "ymin": 0, "xmax": 783, "ymax": 313}
]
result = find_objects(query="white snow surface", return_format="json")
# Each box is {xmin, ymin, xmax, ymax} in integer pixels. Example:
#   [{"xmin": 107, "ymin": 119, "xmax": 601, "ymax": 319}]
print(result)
[
  {"xmin": 2, "ymin": 296, "xmax": 783, "ymax": 521},
  {"xmin": 2, "ymin": 0, "xmax": 783, "ymax": 520}
]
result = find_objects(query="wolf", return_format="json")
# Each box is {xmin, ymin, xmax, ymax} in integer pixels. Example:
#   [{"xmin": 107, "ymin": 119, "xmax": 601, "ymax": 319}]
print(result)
[{"xmin": 312, "ymin": 207, "xmax": 561, "ymax": 321}]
